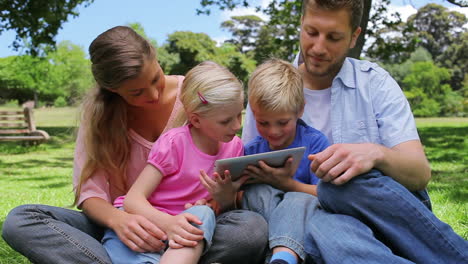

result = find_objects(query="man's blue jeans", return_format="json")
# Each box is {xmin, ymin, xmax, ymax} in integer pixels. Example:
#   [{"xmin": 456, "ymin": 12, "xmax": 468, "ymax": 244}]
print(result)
[
  {"xmin": 102, "ymin": 205, "xmax": 216, "ymax": 264},
  {"xmin": 2, "ymin": 204, "xmax": 268, "ymax": 264},
  {"xmin": 242, "ymin": 184, "xmax": 412, "ymax": 264},
  {"xmin": 242, "ymin": 170, "xmax": 468, "ymax": 264},
  {"xmin": 317, "ymin": 169, "xmax": 468, "ymax": 264}
]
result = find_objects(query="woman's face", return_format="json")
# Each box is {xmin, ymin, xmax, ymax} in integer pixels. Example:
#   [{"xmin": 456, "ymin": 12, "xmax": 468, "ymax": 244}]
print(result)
[{"xmin": 114, "ymin": 59, "xmax": 166, "ymax": 109}]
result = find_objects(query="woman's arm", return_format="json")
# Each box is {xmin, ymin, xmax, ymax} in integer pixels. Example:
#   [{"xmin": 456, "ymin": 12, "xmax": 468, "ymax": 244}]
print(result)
[
  {"xmin": 81, "ymin": 197, "xmax": 166, "ymax": 252},
  {"xmin": 125, "ymin": 164, "xmax": 204, "ymax": 248}
]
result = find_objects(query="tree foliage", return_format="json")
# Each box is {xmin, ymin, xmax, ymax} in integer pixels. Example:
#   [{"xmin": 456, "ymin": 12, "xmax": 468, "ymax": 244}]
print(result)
[
  {"xmin": 0, "ymin": 41, "xmax": 92, "ymax": 105},
  {"xmin": 368, "ymin": 3, "xmax": 467, "ymax": 91},
  {"xmin": 161, "ymin": 31, "xmax": 256, "ymax": 86},
  {"xmin": 0, "ymin": 0, "xmax": 94, "ymax": 56},
  {"xmin": 199, "ymin": 0, "xmax": 374, "ymax": 60}
]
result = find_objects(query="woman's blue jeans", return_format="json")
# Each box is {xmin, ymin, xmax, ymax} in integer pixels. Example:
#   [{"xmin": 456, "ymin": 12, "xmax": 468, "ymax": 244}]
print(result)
[
  {"xmin": 102, "ymin": 205, "xmax": 216, "ymax": 264},
  {"xmin": 242, "ymin": 170, "xmax": 468, "ymax": 264},
  {"xmin": 2, "ymin": 204, "xmax": 268, "ymax": 264}
]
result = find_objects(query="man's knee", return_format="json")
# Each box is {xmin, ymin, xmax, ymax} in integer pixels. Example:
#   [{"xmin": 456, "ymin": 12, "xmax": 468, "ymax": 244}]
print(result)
[{"xmin": 317, "ymin": 170, "xmax": 385, "ymax": 211}]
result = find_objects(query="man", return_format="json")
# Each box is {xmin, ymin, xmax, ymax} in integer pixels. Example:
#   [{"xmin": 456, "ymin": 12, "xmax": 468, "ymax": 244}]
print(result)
[{"xmin": 242, "ymin": 0, "xmax": 468, "ymax": 263}]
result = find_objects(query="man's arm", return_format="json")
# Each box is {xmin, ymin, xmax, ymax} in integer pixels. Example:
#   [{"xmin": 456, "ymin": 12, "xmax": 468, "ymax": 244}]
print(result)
[{"xmin": 309, "ymin": 140, "xmax": 431, "ymax": 191}]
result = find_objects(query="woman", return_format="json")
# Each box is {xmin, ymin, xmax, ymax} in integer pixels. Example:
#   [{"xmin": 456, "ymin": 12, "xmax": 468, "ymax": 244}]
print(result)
[{"xmin": 2, "ymin": 26, "xmax": 268, "ymax": 264}]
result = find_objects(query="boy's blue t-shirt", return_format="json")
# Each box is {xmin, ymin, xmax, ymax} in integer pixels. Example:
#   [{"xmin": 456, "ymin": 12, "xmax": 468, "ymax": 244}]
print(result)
[{"xmin": 244, "ymin": 119, "xmax": 330, "ymax": 185}]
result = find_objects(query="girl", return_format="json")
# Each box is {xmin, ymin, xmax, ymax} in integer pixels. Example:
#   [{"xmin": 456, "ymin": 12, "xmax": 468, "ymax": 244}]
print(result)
[
  {"xmin": 102, "ymin": 61, "xmax": 246, "ymax": 264},
  {"xmin": 2, "ymin": 26, "xmax": 268, "ymax": 264}
]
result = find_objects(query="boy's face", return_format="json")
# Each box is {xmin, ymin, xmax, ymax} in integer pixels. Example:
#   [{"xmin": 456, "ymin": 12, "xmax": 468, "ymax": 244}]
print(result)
[{"xmin": 251, "ymin": 104, "xmax": 301, "ymax": 150}]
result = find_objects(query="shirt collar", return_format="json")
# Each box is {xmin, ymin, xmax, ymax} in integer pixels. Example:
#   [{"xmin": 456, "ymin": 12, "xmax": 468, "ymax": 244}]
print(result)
[{"xmin": 334, "ymin": 58, "xmax": 356, "ymax": 89}]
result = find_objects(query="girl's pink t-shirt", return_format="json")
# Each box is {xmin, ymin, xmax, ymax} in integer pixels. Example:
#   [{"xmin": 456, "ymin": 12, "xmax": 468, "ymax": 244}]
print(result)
[
  {"xmin": 73, "ymin": 76, "xmax": 185, "ymax": 208},
  {"xmin": 113, "ymin": 125, "xmax": 244, "ymax": 215}
]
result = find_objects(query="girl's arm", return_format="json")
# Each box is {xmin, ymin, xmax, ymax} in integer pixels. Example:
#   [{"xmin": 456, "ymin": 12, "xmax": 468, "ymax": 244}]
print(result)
[{"xmin": 124, "ymin": 164, "xmax": 204, "ymax": 248}]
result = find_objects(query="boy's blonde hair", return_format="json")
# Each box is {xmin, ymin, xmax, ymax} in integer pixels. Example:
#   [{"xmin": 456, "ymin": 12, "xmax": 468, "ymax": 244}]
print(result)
[
  {"xmin": 248, "ymin": 58, "xmax": 304, "ymax": 114},
  {"xmin": 177, "ymin": 61, "xmax": 244, "ymax": 120}
]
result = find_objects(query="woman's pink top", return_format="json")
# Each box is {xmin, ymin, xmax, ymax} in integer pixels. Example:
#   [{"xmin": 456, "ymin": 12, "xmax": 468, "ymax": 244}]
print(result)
[
  {"xmin": 73, "ymin": 76, "xmax": 185, "ymax": 208},
  {"xmin": 113, "ymin": 125, "xmax": 244, "ymax": 215}
]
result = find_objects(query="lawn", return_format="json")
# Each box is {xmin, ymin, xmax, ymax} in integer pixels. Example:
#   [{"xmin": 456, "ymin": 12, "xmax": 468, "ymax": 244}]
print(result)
[{"xmin": 0, "ymin": 107, "xmax": 467, "ymax": 263}]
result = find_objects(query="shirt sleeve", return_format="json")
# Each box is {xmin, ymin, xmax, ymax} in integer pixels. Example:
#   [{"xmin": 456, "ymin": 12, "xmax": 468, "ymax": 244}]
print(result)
[
  {"xmin": 73, "ymin": 126, "xmax": 112, "ymax": 208},
  {"xmin": 147, "ymin": 133, "xmax": 180, "ymax": 176},
  {"xmin": 372, "ymin": 72, "xmax": 420, "ymax": 148},
  {"xmin": 241, "ymin": 104, "xmax": 260, "ymax": 144}
]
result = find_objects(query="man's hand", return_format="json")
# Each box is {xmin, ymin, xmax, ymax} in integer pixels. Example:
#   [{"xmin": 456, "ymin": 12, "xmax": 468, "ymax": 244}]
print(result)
[{"xmin": 309, "ymin": 143, "xmax": 382, "ymax": 185}]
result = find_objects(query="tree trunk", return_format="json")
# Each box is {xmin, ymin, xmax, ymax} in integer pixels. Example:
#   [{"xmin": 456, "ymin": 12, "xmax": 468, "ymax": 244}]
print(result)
[{"xmin": 348, "ymin": 0, "xmax": 372, "ymax": 59}]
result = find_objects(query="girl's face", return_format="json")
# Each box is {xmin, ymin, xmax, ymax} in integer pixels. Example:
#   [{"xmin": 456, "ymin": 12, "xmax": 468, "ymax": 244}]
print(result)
[
  {"xmin": 195, "ymin": 99, "xmax": 244, "ymax": 143},
  {"xmin": 114, "ymin": 59, "xmax": 166, "ymax": 109}
]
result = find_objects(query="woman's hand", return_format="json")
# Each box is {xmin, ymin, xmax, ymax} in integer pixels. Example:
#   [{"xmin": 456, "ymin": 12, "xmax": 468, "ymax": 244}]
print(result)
[
  {"xmin": 164, "ymin": 213, "xmax": 205, "ymax": 249},
  {"xmin": 109, "ymin": 210, "xmax": 167, "ymax": 253},
  {"xmin": 243, "ymin": 157, "xmax": 296, "ymax": 190},
  {"xmin": 200, "ymin": 169, "xmax": 248, "ymax": 211}
]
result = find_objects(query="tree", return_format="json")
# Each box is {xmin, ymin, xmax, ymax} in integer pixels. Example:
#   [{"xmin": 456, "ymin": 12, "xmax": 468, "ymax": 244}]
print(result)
[
  {"xmin": 402, "ymin": 61, "xmax": 452, "ymax": 117},
  {"xmin": 0, "ymin": 41, "xmax": 92, "ymax": 105},
  {"xmin": 198, "ymin": 0, "xmax": 374, "ymax": 59},
  {"xmin": 165, "ymin": 31, "xmax": 218, "ymax": 75},
  {"xmin": 221, "ymin": 15, "xmax": 264, "ymax": 53},
  {"xmin": 163, "ymin": 31, "xmax": 256, "ymax": 85},
  {"xmin": 47, "ymin": 41, "xmax": 93, "ymax": 104},
  {"xmin": 0, "ymin": 0, "xmax": 95, "ymax": 56},
  {"xmin": 368, "ymin": 3, "xmax": 467, "ymax": 89},
  {"xmin": 407, "ymin": 4, "xmax": 467, "ymax": 60}
]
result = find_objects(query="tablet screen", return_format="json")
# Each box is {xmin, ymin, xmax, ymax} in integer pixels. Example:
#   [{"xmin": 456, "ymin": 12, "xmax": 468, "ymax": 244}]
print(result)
[{"xmin": 214, "ymin": 146, "xmax": 306, "ymax": 180}]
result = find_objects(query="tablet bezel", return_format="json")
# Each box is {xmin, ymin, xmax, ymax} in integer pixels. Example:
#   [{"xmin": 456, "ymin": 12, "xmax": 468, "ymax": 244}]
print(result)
[{"xmin": 214, "ymin": 146, "xmax": 306, "ymax": 180}]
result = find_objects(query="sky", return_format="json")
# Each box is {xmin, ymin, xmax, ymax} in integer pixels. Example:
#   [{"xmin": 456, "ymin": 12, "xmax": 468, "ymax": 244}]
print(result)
[{"xmin": 0, "ymin": 0, "xmax": 466, "ymax": 58}]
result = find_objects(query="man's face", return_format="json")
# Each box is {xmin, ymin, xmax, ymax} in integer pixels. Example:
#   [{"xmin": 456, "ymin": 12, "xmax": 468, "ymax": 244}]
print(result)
[{"xmin": 300, "ymin": 6, "xmax": 361, "ymax": 78}]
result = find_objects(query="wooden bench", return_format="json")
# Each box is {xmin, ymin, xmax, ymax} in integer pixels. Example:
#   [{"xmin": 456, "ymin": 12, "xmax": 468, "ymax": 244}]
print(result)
[{"xmin": 0, "ymin": 107, "xmax": 50, "ymax": 143}]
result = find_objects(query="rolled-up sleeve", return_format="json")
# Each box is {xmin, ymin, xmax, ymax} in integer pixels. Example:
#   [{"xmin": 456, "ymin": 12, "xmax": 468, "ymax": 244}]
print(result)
[{"xmin": 373, "ymin": 73, "xmax": 419, "ymax": 148}]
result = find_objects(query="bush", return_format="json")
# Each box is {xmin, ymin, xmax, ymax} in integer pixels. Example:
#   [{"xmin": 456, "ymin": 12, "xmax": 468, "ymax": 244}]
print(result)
[
  {"xmin": 2, "ymin": 99, "xmax": 19, "ymax": 107},
  {"xmin": 53, "ymin": 96, "xmax": 67, "ymax": 107}
]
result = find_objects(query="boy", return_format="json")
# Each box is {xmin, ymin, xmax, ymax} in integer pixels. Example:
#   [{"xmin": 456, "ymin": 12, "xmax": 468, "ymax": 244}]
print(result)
[{"xmin": 242, "ymin": 58, "xmax": 329, "ymax": 264}]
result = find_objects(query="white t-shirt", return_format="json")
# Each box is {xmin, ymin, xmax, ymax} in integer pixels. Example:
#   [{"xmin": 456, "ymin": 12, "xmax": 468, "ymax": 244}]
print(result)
[{"xmin": 302, "ymin": 87, "xmax": 332, "ymax": 142}]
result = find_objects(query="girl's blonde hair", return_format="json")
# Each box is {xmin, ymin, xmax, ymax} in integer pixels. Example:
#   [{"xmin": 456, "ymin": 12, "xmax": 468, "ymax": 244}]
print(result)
[
  {"xmin": 73, "ymin": 26, "xmax": 156, "ymax": 205},
  {"xmin": 176, "ymin": 61, "xmax": 244, "ymax": 121},
  {"xmin": 248, "ymin": 58, "xmax": 304, "ymax": 114}
]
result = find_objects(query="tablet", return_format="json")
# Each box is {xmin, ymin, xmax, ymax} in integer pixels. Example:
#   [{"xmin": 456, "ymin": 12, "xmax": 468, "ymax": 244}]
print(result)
[{"xmin": 214, "ymin": 146, "xmax": 306, "ymax": 180}]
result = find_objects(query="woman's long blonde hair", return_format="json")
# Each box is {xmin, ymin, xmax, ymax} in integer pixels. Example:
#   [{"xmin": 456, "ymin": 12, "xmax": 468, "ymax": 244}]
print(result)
[{"xmin": 73, "ymin": 26, "xmax": 156, "ymax": 205}]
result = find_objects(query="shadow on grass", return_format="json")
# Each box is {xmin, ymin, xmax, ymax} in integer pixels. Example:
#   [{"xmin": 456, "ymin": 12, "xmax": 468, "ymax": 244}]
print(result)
[
  {"xmin": 429, "ymin": 170, "xmax": 468, "ymax": 203},
  {"xmin": 419, "ymin": 126, "xmax": 467, "ymax": 163},
  {"xmin": 35, "ymin": 182, "xmax": 70, "ymax": 189},
  {"xmin": 419, "ymin": 126, "xmax": 468, "ymax": 204},
  {"xmin": 0, "ymin": 126, "xmax": 76, "ymax": 154},
  {"xmin": 0, "ymin": 157, "xmax": 73, "ymax": 169}
]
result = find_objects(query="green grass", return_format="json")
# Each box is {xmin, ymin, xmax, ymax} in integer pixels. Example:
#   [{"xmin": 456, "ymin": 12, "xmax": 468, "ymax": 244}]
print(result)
[{"xmin": 0, "ymin": 108, "xmax": 467, "ymax": 263}]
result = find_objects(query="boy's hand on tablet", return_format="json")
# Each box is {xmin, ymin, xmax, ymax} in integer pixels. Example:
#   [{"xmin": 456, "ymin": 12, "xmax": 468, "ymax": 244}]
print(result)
[{"xmin": 244, "ymin": 157, "xmax": 296, "ymax": 191}]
